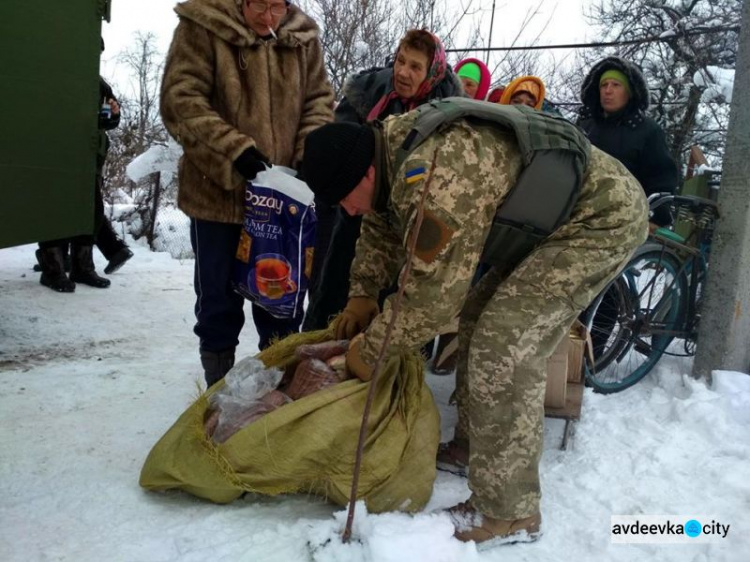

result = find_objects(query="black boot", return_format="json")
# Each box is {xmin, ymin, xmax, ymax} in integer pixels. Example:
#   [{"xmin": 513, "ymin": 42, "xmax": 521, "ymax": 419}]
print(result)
[
  {"xmin": 34, "ymin": 247, "xmax": 71, "ymax": 273},
  {"xmin": 37, "ymin": 248, "xmax": 76, "ymax": 293},
  {"xmin": 70, "ymin": 244, "xmax": 111, "ymax": 288},
  {"xmin": 104, "ymin": 247, "xmax": 134, "ymax": 274},
  {"xmin": 200, "ymin": 348, "xmax": 236, "ymax": 388}
]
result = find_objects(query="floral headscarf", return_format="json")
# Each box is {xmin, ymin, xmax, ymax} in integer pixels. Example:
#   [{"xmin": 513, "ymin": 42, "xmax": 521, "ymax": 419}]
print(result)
[{"xmin": 367, "ymin": 31, "xmax": 447, "ymax": 121}]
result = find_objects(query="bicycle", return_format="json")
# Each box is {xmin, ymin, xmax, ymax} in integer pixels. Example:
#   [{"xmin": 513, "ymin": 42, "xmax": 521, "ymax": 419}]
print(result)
[{"xmin": 581, "ymin": 192, "xmax": 720, "ymax": 394}]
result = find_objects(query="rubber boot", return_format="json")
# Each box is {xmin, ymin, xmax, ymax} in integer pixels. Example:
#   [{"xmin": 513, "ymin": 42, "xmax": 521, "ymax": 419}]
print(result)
[
  {"xmin": 70, "ymin": 244, "xmax": 111, "ymax": 288},
  {"xmin": 37, "ymin": 248, "xmax": 76, "ymax": 293},
  {"xmin": 200, "ymin": 348, "xmax": 236, "ymax": 388}
]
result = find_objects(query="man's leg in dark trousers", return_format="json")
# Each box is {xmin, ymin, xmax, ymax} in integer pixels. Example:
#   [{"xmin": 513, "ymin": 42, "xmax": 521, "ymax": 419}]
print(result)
[
  {"xmin": 190, "ymin": 219, "xmax": 245, "ymax": 353},
  {"xmin": 191, "ymin": 218, "xmax": 303, "ymax": 354},
  {"xmin": 303, "ymin": 209, "xmax": 362, "ymax": 331},
  {"xmin": 251, "ymin": 303, "xmax": 304, "ymax": 351},
  {"xmin": 93, "ymin": 174, "xmax": 124, "ymax": 259},
  {"xmin": 304, "ymin": 200, "xmax": 337, "ymax": 307}
]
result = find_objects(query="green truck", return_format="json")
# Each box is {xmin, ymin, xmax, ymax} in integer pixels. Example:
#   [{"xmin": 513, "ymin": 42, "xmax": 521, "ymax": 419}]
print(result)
[{"xmin": 0, "ymin": 0, "xmax": 111, "ymax": 249}]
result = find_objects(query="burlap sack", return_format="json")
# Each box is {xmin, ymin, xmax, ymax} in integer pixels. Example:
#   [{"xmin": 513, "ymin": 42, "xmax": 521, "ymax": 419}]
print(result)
[{"xmin": 139, "ymin": 326, "xmax": 440, "ymax": 513}]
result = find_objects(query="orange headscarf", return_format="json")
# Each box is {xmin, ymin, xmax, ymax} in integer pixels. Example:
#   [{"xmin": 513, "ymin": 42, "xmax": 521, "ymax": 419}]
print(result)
[{"xmin": 498, "ymin": 76, "xmax": 546, "ymax": 110}]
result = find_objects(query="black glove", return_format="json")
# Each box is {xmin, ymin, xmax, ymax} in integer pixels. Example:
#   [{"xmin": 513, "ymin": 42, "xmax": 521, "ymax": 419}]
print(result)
[{"xmin": 234, "ymin": 147, "xmax": 270, "ymax": 180}]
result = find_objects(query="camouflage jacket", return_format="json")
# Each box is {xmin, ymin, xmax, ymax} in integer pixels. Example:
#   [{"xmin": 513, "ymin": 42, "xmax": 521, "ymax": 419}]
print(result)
[{"xmin": 350, "ymin": 110, "xmax": 648, "ymax": 365}]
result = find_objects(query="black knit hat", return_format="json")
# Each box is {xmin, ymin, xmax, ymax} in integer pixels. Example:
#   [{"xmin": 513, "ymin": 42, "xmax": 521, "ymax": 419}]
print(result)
[{"xmin": 302, "ymin": 122, "xmax": 376, "ymax": 206}]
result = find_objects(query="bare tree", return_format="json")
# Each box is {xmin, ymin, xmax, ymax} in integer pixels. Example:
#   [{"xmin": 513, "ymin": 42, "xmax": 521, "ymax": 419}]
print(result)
[
  {"xmin": 104, "ymin": 32, "xmax": 167, "ymax": 198},
  {"xmin": 103, "ymin": 32, "xmax": 169, "ymax": 241},
  {"xmin": 116, "ymin": 31, "xmax": 166, "ymax": 154}
]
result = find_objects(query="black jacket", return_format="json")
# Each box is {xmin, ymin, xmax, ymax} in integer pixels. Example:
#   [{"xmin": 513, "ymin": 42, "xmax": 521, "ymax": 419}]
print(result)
[
  {"xmin": 577, "ymin": 57, "xmax": 679, "ymax": 225},
  {"xmin": 98, "ymin": 77, "xmax": 121, "ymax": 170}
]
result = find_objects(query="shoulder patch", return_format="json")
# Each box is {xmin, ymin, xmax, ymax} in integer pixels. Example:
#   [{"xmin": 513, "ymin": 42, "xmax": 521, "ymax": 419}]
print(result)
[
  {"xmin": 405, "ymin": 166, "xmax": 427, "ymax": 184},
  {"xmin": 415, "ymin": 209, "xmax": 455, "ymax": 263}
]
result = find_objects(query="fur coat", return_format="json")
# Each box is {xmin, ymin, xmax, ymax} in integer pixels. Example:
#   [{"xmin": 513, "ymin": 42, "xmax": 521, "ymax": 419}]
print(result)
[{"xmin": 161, "ymin": 0, "xmax": 334, "ymax": 223}]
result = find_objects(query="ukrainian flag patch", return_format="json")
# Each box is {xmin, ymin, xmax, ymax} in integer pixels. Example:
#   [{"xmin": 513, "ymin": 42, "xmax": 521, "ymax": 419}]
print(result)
[{"xmin": 405, "ymin": 166, "xmax": 426, "ymax": 184}]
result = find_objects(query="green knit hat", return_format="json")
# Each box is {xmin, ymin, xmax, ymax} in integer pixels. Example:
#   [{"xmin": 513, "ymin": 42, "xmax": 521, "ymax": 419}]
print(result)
[
  {"xmin": 457, "ymin": 62, "xmax": 481, "ymax": 83},
  {"xmin": 600, "ymin": 69, "xmax": 630, "ymax": 95}
]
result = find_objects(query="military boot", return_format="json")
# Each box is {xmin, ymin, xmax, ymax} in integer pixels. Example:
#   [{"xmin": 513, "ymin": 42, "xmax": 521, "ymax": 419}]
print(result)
[
  {"xmin": 448, "ymin": 501, "xmax": 541, "ymax": 549},
  {"xmin": 200, "ymin": 348, "xmax": 236, "ymax": 388},
  {"xmin": 70, "ymin": 244, "xmax": 111, "ymax": 288},
  {"xmin": 37, "ymin": 248, "xmax": 75, "ymax": 293}
]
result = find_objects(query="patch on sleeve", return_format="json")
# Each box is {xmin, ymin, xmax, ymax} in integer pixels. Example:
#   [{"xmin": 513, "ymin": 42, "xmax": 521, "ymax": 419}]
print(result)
[
  {"xmin": 414, "ymin": 209, "xmax": 456, "ymax": 263},
  {"xmin": 405, "ymin": 166, "xmax": 427, "ymax": 184}
]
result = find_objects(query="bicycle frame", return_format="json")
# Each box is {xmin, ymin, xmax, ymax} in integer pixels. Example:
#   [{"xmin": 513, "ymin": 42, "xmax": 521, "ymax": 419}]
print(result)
[{"xmin": 635, "ymin": 194, "xmax": 717, "ymax": 346}]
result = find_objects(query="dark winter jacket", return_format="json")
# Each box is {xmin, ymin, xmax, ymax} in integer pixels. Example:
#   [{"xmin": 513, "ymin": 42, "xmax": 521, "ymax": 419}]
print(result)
[
  {"xmin": 98, "ymin": 77, "xmax": 120, "ymax": 170},
  {"xmin": 577, "ymin": 57, "xmax": 679, "ymax": 225},
  {"xmin": 334, "ymin": 65, "xmax": 463, "ymax": 124},
  {"xmin": 161, "ymin": 0, "xmax": 334, "ymax": 224}
]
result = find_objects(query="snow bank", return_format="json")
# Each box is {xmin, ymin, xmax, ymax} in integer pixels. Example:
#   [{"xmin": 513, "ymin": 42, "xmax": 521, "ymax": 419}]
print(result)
[{"xmin": 126, "ymin": 138, "xmax": 182, "ymax": 183}]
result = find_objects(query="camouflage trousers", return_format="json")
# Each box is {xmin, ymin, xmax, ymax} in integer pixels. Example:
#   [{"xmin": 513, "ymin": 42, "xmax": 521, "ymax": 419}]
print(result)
[{"xmin": 453, "ymin": 163, "xmax": 649, "ymax": 520}]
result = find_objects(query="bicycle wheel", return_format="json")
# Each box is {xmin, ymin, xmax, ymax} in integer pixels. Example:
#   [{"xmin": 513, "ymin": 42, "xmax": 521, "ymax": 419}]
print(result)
[{"xmin": 582, "ymin": 245, "xmax": 687, "ymax": 393}]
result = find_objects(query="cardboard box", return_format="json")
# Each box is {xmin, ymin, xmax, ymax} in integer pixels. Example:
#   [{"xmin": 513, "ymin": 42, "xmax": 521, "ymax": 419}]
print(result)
[
  {"xmin": 545, "ymin": 337, "xmax": 568, "ymax": 408},
  {"xmin": 567, "ymin": 321, "xmax": 591, "ymax": 384}
]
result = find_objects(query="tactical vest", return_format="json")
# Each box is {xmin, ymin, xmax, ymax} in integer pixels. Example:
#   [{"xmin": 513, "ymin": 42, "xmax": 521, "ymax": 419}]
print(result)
[{"xmin": 394, "ymin": 98, "xmax": 591, "ymax": 272}]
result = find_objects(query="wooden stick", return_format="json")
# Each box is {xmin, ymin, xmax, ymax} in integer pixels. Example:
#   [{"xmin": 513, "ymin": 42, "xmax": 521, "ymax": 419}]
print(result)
[{"xmin": 342, "ymin": 149, "xmax": 439, "ymax": 542}]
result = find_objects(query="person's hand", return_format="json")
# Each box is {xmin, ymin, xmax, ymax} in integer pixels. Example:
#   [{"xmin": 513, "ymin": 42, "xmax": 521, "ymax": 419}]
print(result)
[
  {"xmin": 335, "ymin": 296, "xmax": 379, "ymax": 340},
  {"xmin": 234, "ymin": 147, "xmax": 270, "ymax": 181},
  {"xmin": 345, "ymin": 334, "xmax": 373, "ymax": 382},
  {"xmin": 108, "ymin": 98, "xmax": 120, "ymax": 116}
]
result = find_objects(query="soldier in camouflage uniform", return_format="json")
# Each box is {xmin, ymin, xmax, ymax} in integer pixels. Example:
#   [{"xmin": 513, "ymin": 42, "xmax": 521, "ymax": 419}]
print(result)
[{"xmin": 302, "ymin": 108, "xmax": 648, "ymax": 547}]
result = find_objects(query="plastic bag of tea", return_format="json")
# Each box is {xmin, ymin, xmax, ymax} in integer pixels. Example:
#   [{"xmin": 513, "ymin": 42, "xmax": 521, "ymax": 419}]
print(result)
[{"xmin": 232, "ymin": 166, "xmax": 316, "ymax": 319}]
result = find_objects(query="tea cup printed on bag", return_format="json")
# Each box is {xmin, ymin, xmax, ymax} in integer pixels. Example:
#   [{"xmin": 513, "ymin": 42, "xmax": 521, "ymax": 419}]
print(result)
[{"xmin": 255, "ymin": 253, "xmax": 297, "ymax": 299}]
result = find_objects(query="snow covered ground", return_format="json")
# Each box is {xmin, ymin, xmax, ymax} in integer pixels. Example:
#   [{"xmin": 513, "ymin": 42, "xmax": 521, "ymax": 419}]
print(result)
[{"xmin": 1, "ymin": 239, "xmax": 748, "ymax": 562}]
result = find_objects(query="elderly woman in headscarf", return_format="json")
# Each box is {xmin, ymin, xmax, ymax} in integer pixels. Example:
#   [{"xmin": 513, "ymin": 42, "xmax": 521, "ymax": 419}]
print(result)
[
  {"xmin": 331, "ymin": 29, "xmax": 461, "ymax": 123},
  {"xmin": 304, "ymin": 29, "xmax": 463, "ymax": 333}
]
